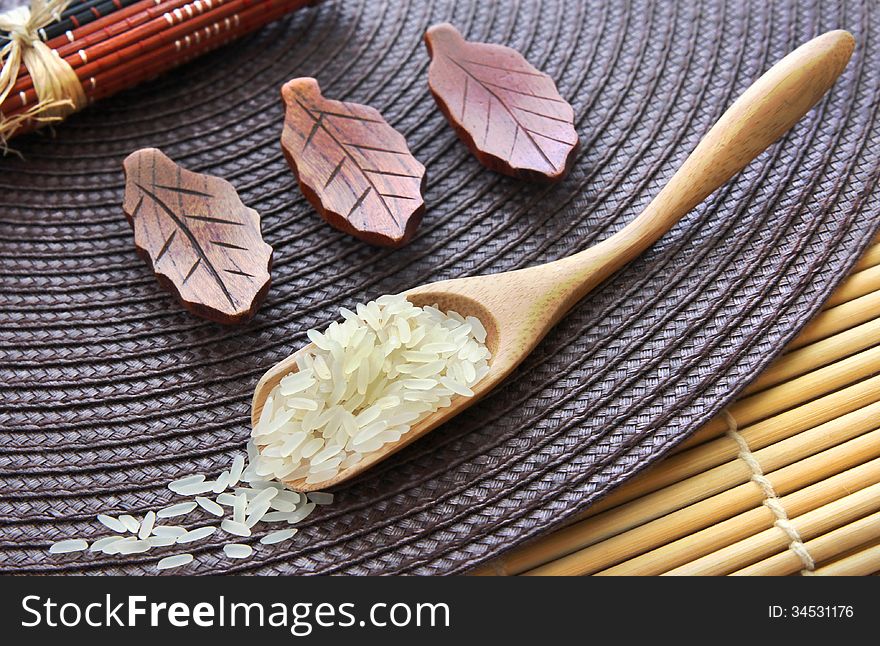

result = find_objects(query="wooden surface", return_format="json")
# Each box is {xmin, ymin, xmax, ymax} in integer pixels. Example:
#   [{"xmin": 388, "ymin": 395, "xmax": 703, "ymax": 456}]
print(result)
[
  {"xmin": 122, "ymin": 148, "xmax": 273, "ymax": 324},
  {"xmin": 425, "ymin": 22, "xmax": 579, "ymax": 182},
  {"xmin": 254, "ymin": 30, "xmax": 855, "ymax": 491},
  {"xmin": 476, "ymin": 231, "xmax": 880, "ymax": 576},
  {"xmin": 280, "ymin": 77, "xmax": 427, "ymax": 247}
]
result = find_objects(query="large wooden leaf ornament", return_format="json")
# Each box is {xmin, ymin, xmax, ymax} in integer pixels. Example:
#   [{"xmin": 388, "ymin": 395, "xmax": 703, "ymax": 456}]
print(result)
[
  {"xmin": 280, "ymin": 77, "xmax": 427, "ymax": 247},
  {"xmin": 122, "ymin": 148, "xmax": 273, "ymax": 325},
  {"xmin": 425, "ymin": 23, "xmax": 579, "ymax": 182}
]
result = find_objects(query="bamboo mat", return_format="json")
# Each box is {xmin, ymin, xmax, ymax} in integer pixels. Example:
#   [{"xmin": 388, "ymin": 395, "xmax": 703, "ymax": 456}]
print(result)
[{"xmin": 475, "ymin": 231, "xmax": 880, "ymax": 576}]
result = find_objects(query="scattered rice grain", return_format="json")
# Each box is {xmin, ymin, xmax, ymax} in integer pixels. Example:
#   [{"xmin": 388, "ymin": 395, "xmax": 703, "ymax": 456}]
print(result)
[
  {"xmin": 177, "ymin": 526, "xmax": 216, "ymax": 544},
  {"xmin": 97, "ymin": 514, "xmax": 127, "ymax": 533},
  {"xmin": 117, "ymin": 539, "xmax": 151, "ymax": 554},
  {"xmin": 89, "ymin": 536, "xmax": 125, "ymax": 552},
  {"xmin": 138, "ymin": 511, "xmax": 156, "ymax": 539},
  {"xmin": 221, "ymin": 519, "xmax": 251, "ymax": 537},
  {"xmin": 224, "ymin": 543, "xmax": 253, "ymax": 559},
  {"xmin": 157, "ymin": 501, "xmax": 197, "ymax": 518},
  {"xmin": 157, "ymin": 554, "xmax": 194, "ymax": 570},
  {"xmin": 168, "ymin": 474, "xmax": 206, "ymax": 494},
  {"xmin": 147, "ymin": 536, "xmax": 178, "ymax": 547},
  {"xmin": 196, "ymin": 496, "xmax": 224, "ymax": 516},
  {"xmin": 49, "ymin": 539, "xmax": 88, "ymax": 554},
  {"xmin": 307, "ymin": 492, "xmax": 334, "ymax": 505},
  {"xmin": 260, "ymin": 529, "xmax": 298, "ymax": 545},
  {"xmin": 119, "ymin": 515, "xmax": 140, "ymax": 533},
  {"xmin": 151, "ymin": 526, "xmax": 187, "ymax": 538}
]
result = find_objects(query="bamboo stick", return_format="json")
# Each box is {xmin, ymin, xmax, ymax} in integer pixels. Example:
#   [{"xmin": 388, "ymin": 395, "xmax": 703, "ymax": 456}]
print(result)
[
  {"xmin": 86, "ymin": 4, "xmax": 270, "ymax": 101},
  {"xmin": 593, "ymin": 462, "xmax": 880, "ymax": 577},
  {"xmin": 811, "ymin": 533, "xmax": 880, "ymax": 564},
  {"xmin": 4, "ymin": 0, "xmax": 187, "ymax": 109},
  {"xmin": 568, "ymin": 405, "xmax": 880, "ymax": 557},
  {"xmin": 663, "ymin": 481, "xmax": 880, "ymax": 576},
  {"xmin": 788, "ymin": 289, "xmax": 880, "ymax": 351},
  {"xmin": 811, "ymin": 544, "xmax": 880, "ymax": 576},
  {"xmin": 675, "ymin": 343, "xmax": 880, "ymax": 452},
  {"xmin": 731, "ymin": 510, "xmax": 880, "ymax": 576},
  {"xmin": 592, "ymin": 459, "xmax": 880, "ymax": 576},
  {"xmin": 583, "ymin": 367, "xmax": 880, "ymax": 519},
  {"xmin": 9, "ymin": 0, "xmax": 281, "ymax": 111},
  {"xmin": 823, "ymin": 264, "xmax": 880, "ymax": 309},
  {"xmin": 824, "ymin": 535, "xmax": 880, "ymax": 564},
  {"xmin": 853, "ymin": 243, "xmax": 880, "ymax": 273},
  {"xmin": 744, "ymin": 317, "xmax": 880, "ymax": 395},
  {"xmin": 517, "ymin": 429, "xmax": 880, "ymax": 576},
  {"xmin": 51, "ymin": 0, "xmax": 192, "ymax": 58},
  {"xmin": 7, "ymin": 0, "xmax": 216, "ymax": 109}
]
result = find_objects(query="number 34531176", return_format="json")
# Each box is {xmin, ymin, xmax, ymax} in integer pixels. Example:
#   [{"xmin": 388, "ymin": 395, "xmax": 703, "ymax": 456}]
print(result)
[{"xmin": 769, "ymin": 605, "xmax": 854, "ymax": 618}]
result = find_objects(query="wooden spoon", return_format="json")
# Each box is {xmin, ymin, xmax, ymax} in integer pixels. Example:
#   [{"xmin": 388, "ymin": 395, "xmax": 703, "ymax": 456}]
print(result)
[{"xmin": 253, "ymin": 30, "xmax": 855, "ymax": 491}]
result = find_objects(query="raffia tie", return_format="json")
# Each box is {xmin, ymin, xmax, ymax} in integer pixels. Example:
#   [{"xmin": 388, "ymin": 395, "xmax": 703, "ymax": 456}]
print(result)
[
  {"xmin": 0, "ymin": 0, "xmax": 87, "ymax": 151},
  {"xmin": 722, "ymin": 409, "xmax": 816, "ymax": 574}
]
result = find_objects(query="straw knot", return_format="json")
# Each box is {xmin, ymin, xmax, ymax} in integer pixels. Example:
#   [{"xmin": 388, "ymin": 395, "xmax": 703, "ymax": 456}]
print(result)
[
  {"xmin": 0, "ymin": 0, "xmax": 86, "ymax": 152},
  {"xmin": 723, "ymin": 409, "xmax": 816, "ymax": 573}
]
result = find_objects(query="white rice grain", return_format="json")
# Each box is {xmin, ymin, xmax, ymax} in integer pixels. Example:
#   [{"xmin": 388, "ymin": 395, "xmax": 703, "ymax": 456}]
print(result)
[
  {"xmin": 101, "ymin": 537, "xmax": 136, "ymax": 555},
  {"xmin": 245, "ymin": 500, "xmax": 271, "ymax": 528},
  {"xmin": 212, "ymin": 471, "xmax": 231, "ymax": 494},
  {"xmin": 157, "ymin": 501, "xmax": 197, "ymax": 518},
  {"xmin": 229, "ymin": 455, "xmax": 245, "ymax": 487},
  {"xmin": 233, "ymin": 493, "xmax": 247, "ymax": 524},
  {"xmin": 157, "ymin": 554, "xmax": 194, "ymax": 570},
  {"xmin": 147, "ymin": 536, "xmax": 178, "ymax": 547},
  {"xmin": 89, "ymin": 536, "xmax": 126, "ymax": 552},
  {"xmin": 261, "ymin": 511, "xmax": 295, "ymax": 523},
  {"xmin": 168, "ymin": 474, "xmax": 206, "ymax": 494},
  {"xmin": 285, "ymin": 502, "xmax": 316, "ymax": 524},
  {"xmin": 268, "ymin": 498, "xmax": 298, "ymax": 512},
  {"xmin": 307, "ymin": 492, "xmax": 334, "ymax": 505},
  {"xmin": 196, "ymin": 496, "xmax": 224, "ymax": 517},
  {"xmin": 119, "ymin": 515, "xmax": 140, "ymax": 533},
  {"xmin": 49, "ymin": 539, "xmax": 88, "ymax": 554},
  {"xmin": 138, "ymin": 511, "xmax": 156, "ymax": 539},
  {"xmin": 174, "ymin": 481, "xmax": 215, "ymax": 496},
  {"xmin": 117, "ymin": 539, "xmax": 151, "ymax": 554},
  {"xmin": 177, "ymin": 526, "xmax": 216, "ymax": 544},
  {"xmin": 97, "ymin": 514, "xmax": 127, "ymax": 533},
  {"xmin": 221, "ymin": 519, "xmax": 251, "ymax": 537},
  {"xmin": 216, "ymin": 493, "xmax": 237, "ymax": 506},
  {"xmin": 151, "ymin": 525, "xmax": 187, "ymax": 538},
  {"xmin": 224, "ymin": 543, "xmax": 253, "ymax": 559},
  {"xmin": 260, "ymin": 529, "xmax": 298, "ymax": 545}
]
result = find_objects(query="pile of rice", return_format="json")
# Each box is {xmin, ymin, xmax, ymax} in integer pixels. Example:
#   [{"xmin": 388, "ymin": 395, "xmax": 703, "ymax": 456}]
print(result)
[
  {"xmin": 49, "ymin": 294, "xmax": 491, "ymax": 570},
  {"xmin": 249, "ymin": 294, "xmax": 491, "ymax": 485}
]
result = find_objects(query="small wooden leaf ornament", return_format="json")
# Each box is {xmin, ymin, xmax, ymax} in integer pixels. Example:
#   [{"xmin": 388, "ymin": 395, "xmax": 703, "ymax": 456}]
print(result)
[
  {"xmin": 280, "ymin": 77, "xmax": 427, "ymax": 247},
  {"xmin": 425, "ymin": 23, "xmax": 579, "ymax": 182},
  {"xmin": 122, "ymin": 148, "xmax": 273, "ymax": 324}
]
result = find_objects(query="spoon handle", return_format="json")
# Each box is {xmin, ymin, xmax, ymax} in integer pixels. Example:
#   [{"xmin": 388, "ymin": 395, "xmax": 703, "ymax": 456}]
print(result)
[{"xmin": 559, "ymin": 29, "xmax": 855, "ymax": 298}]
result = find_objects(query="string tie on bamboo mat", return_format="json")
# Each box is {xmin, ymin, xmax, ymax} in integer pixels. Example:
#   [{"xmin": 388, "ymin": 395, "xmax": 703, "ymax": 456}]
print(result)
[
  {"xmin": 0, "ymin": 0, "xmax": 86, "ymax": 152},
  {"xmin": 722, "ymin": 409, "xmax": 816, "ymax": 574}
]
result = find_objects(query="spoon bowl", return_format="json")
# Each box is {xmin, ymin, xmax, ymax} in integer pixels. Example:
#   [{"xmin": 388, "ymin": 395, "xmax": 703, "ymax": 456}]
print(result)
[{"xmin": 253, "ymin": 30, "xmax": 855, "ymax": 491}]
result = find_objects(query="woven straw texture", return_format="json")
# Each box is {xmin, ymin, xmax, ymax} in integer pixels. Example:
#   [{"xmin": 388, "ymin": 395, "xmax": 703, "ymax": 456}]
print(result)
[{"xmin": 2, "ymin": 0, "xmax": 880, "ymax": 575}]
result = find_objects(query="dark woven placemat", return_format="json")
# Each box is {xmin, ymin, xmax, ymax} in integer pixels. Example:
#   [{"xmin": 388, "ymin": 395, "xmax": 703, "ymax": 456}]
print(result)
[{"xmin": 2, "ymin": 0, "xmax": 879, "ymax": 575}]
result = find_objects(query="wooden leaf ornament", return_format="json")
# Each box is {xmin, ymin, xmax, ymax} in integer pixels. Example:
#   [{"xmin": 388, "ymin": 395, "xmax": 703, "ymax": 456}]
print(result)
[
  {"xmin": 425, "ymin": 23, "xmax": 579, "ymax": 182},
  {"xmin": 122, "ymin": 148, "xmax": 273, "ymax": 325},
  {"xmin": 280, "ymin": 77, "xmax": 427, "ymax": 247}
]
